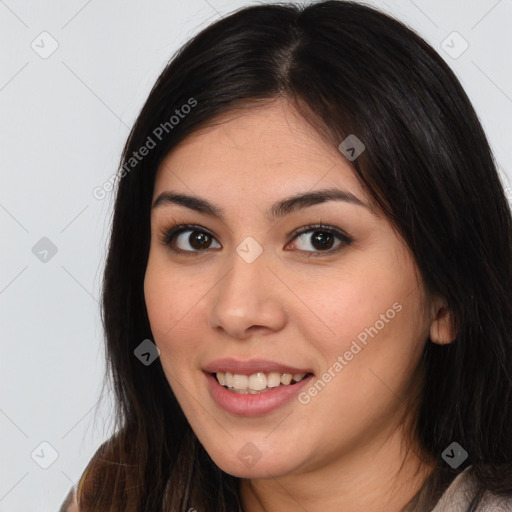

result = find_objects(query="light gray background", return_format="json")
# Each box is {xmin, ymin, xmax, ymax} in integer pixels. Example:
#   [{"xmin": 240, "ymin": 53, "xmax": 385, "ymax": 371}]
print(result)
[{"xmin": 0, "ymin": 0, "xmax": 511, "ymax": 510}]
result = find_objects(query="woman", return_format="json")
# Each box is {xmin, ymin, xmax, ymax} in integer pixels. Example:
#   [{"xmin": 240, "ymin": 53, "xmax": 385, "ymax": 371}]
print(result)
[{"xmin": 64, "ymin": 1, "xmax": 512, "ymax": 510}]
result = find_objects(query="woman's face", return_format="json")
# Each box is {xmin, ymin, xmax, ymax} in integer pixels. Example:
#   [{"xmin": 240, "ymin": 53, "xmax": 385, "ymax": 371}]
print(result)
[{"xmin": 144, "ymin": 99, "xmax": 433, "ymax": 479}]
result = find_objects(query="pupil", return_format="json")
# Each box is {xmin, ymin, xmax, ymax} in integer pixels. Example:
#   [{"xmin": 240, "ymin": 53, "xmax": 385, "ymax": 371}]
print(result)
[
  {"xmin": 190, "ymin": 231, "xmax": 210, "ymax": 249},
  {"xmin": 312, "ymin": 231, "xmax": 333, "ymax": 250}
]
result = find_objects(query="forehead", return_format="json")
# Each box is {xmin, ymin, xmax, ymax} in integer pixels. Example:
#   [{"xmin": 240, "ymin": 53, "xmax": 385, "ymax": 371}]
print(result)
[{"xmin": 153, "ymin": 99, "xmax": 367, "ymax": 205}]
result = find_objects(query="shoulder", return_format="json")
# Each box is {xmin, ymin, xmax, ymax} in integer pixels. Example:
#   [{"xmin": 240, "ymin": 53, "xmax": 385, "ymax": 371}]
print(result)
[{"xmin": 432, "ymin": 466, "xmax": 512, "ymax": 512}]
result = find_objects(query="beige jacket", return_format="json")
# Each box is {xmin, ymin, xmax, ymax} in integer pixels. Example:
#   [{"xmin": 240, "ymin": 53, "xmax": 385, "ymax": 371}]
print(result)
[{"xmin": 431, "ymin": 467, "xmax": 512, "ymax": 511}]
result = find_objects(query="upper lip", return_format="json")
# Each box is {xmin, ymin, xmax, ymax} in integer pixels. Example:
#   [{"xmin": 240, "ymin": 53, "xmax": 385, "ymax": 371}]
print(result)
[{"xmin": 203, "ymin": 358, "xmax": 313, "ymax": 376}]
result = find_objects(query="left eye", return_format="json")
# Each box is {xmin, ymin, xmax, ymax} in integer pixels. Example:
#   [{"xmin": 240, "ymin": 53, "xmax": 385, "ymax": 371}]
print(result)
[{"xmin": 288, "ymin": 225, "xmax": 353, "ymax": 255}]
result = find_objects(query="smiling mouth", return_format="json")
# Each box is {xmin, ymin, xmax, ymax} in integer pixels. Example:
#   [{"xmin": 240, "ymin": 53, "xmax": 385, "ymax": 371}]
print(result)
[{"xmin": 212, "ymin": 371, "xmax": 313, "ymax": 394}]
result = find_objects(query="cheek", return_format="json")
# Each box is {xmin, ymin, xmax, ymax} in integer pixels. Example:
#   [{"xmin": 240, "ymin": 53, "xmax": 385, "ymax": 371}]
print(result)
[
  {"xmin": 296, "ymin": 297, "xmax": 426, "ymax": 454},
  {"xmin": 300, "ymin": 256, "xmax": 427, "ymax": 398},
  {"xmin": 144, "ymin": 247, "xmax": 195, "ymax": 331},
  {"xmin": 298, "ymin": 265, "xmax": 411, "ymax": 354},
  {"xmin": 143, "ymin": 253, "xmax": 211, "ymax": 373},
  {"xmin": 307, "ymin": 284, "xmax": 426, "ymax": 411},
  {"xmin": 144, "ymin": 259, "xmax": 171, "ymax": 339}
]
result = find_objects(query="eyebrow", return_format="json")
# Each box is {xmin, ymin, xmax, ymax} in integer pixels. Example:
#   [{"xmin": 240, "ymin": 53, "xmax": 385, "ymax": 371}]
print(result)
[{"xmin": 152, "ymin": 187, "xmax": 371, "ymax": 221}]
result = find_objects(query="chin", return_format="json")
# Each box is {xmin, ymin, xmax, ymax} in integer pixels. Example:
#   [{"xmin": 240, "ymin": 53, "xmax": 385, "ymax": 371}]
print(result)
[{"xmin": 202, "ymin": 441, "xmax": 303, "ymax": 480}]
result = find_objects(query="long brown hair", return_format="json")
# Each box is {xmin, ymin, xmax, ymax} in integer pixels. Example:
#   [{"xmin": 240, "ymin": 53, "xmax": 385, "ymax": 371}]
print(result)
[{"xmin": 78, "ymin": 1, "xmax": 512, "ymax": 510}]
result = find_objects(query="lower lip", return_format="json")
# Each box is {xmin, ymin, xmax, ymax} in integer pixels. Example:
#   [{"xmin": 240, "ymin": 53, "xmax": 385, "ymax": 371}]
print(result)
[{"xmin": 205, "ymin": 372, "xmax": 314, "ymax": 416}]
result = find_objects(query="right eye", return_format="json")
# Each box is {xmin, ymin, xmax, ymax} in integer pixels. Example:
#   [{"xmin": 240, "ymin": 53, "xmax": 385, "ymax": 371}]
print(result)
[{"xmin": 160, "ymin": 223, "xmax": 221, "ymax": 255}]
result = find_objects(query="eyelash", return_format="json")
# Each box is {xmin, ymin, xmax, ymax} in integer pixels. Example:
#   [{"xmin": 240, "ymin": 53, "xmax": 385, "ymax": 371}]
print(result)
[{"xmin": 158, "ymin": 221, "xmax": 354, "ymax": 257}]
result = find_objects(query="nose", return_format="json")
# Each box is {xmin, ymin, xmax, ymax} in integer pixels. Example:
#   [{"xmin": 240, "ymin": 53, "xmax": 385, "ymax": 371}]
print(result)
[{"xmin": 208, "ymin": 246, "xmax": 287, "ymax": 340}]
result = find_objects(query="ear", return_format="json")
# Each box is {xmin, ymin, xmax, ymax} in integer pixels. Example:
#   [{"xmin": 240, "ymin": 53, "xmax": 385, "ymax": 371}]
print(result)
[{"xmin": 429, "ymin": 302, "xmax": 456, "ymax": 345}]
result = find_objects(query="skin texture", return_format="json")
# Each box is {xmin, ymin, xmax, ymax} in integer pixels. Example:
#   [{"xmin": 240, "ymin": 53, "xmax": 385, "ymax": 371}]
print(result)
[{"xmin": 144, "ymin": 98, "xmax": 454, "ymax": 511}]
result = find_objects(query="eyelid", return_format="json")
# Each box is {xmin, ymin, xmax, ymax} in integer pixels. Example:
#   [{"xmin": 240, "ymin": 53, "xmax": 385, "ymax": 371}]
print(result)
[{"xmin": 158, "ymin": 222, "xmax": 354, "ymax": 256}]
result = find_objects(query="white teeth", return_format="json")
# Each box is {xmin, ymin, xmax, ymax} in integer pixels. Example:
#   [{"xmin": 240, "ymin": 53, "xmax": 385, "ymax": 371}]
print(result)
[
  {"xmin": 248, "ymin": 372, "xmax": 267, "ymax": 391},
  {"xmin": 267, "ymin": 372, "xmax": 281, "ymax": 388},
  {"xmin": 215, "ymin": 370, "xmax": 309, "ymax": 393},
  {"xmin": 280, "ymin": 373, "xmax": 292, "ymax": 385},
  {"xmin": 233, "ymin": 374, "xmax": 249, "ymax": 390}
]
